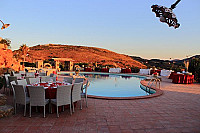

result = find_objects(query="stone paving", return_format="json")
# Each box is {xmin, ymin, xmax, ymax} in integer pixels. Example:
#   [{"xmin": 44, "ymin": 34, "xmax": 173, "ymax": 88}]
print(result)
[{"xmin": 0, "ymin": 77, "xmax": 200, "ymax": 133}]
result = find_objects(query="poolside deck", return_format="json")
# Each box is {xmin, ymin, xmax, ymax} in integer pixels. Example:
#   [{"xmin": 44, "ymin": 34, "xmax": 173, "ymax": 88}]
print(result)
[{"xmin": 0, "ymin": 77, "xmax": 200, "ymax": 133}]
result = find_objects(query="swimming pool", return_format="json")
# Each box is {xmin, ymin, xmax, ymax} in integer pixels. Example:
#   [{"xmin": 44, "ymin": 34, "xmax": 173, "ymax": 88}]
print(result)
[{"xmin": 59, "ymin": 72, "xmax": 155, "ymax": 98}]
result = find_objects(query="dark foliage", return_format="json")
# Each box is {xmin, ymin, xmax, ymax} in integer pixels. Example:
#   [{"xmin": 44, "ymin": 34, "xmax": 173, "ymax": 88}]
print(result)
[{"xmin": 188, "ymin": 58, "xmax": 200, "ymax": 83}]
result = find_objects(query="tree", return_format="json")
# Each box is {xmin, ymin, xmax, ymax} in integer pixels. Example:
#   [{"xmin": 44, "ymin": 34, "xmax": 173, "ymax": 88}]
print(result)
[
  {"xmin": 188, "ymin": 58, "xmax": 200, "ymax": 83},
  {"xmin": 19, "ymin": 44, "xmax": 29, "ymax": 56},
  {"xmin": 19, "ymin": 44, "xmax": 29, "ymax": 68},
  {"xmin": 0, "ymin": 38, "xmax": 11, "ymax": 49}
]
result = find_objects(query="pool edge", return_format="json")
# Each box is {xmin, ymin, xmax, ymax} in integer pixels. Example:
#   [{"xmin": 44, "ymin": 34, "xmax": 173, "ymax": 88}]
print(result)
[{"xmin": 87, "ymin": 79, "xmax": 163, "ymax": 100}]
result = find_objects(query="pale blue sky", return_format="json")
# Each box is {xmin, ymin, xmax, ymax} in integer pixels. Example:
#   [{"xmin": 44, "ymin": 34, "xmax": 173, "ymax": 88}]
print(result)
[{"xmin": 0, "ymin": 0, "xmax": 200, "ymax": 59}]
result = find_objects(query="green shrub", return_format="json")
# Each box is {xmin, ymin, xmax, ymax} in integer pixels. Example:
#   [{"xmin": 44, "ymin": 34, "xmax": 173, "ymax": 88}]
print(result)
[{"xmin": 188, "ymin": 58, "xmax": 200, "ymax": 83}]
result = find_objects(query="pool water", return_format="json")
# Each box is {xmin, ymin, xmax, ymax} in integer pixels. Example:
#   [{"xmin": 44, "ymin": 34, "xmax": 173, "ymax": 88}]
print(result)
[{"xmin": 60, "ymin": 72, "xmax": 150, "ymax": 97}]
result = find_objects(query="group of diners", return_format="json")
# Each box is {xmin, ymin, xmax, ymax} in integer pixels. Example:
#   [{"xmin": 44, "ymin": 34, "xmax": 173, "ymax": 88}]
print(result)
[{"xmin": 2, "ymin": 71, "xmax": 89, "ymax": 118}]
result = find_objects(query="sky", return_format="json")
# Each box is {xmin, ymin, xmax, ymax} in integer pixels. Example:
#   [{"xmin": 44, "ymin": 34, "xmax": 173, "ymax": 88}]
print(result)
[{"xmin": 0, "ymin": 0, "xmax": 200, "ymax": 60}]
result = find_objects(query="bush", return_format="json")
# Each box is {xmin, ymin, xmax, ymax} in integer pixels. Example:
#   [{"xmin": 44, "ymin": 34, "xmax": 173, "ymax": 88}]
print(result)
[
  {"xmin": 188, "ymin": 58, "xmax": 200, "ymax": 83},
  {"xmin": 95, "ymin": 67, "xmax": 101, "ymax": 72},
  {"xmin": 0, "ymin": 76, "xmax": 4, "ymax": 90},
  {"xmin": 131, "ymin": 67, "xmax": 140, "ymax": 73}
]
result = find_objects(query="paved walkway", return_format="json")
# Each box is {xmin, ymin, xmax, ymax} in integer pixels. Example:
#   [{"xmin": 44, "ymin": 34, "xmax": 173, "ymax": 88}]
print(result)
[{"xmin": 0, "ymin": 78, "xmax": 200, "ymax": 133}]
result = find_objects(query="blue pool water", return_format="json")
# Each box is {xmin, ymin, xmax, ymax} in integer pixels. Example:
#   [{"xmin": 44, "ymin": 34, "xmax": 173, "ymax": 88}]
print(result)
[{"xmin": 60, "ymin": 72, "xmax": 152, "ymax": 97}]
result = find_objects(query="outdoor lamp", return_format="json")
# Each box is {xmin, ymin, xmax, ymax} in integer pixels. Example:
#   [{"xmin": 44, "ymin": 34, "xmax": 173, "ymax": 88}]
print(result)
[
  {"xmin": 151, "ymin": 0, "xmax": 181, "ymax": 29},
  {"xmin": 0, "ymin": 20, "xmax": 10, "ymax": 30}
]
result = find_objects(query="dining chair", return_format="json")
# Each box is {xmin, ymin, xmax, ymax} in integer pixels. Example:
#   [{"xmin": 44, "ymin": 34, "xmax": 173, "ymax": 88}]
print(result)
[
  {"xmin": 19, "ymin": 71, "xmax": 25, "ymax": 75},
  {"xmin": 26, "ymin": 72, "xmax": 35, "ymax": 77},
  {"xmin": 64, "ymin": 77, "xmax": 73, "ymax": 84},
  {"xmin": 11, "ymin": 71, "xmax": 15, "ymax": 76},
  {"xmin": 75, "ymin": 78, "xmax": 85, "ymax": 93},
  {"xmin": 72, "ymin": 82, "xmax": 83, "ymax": 112},
  {"xmin": 51, "ymin": 77, "xmax": 56, "ymax": 82},
  {"xmin": 29, "ymin": 78, "xmax": 40, "ymax": 84},
  {"xmin": 14, "ymin": 73, "xmax": 21, "ymax": 79},
  {"xmin": 3, "ymin": 74, "xmax": 10, "ymax": 94},
  {"xmin": 8, "ymin": 76, "xmax": 17, "ymax": 95},
  {"xmin": 10, "ymin": 81, "xmax": 16, "ymax": 107},
  {"xmin": 81, "ymin": 80, "xmax": 89, "ymax": 108},
  {"xmin": 28, "ymin": 86, "xmax": 50, "ymax": 118},
  {"xmin": 51, "ymin": 85, "xmax": 72, "ymax": 117},
  {"xmin": 13, "ymin": 84, "xmax": 30, "ymax": 116},
  {"xmin": 50, "ymin": 73, "xmax": 57, "ymax": 77},
  {"xmin": 17, "ymin": 79, "xmax": 27, "ymax": 87},
  {"xmin": 39, "ymin": 72, "xmax": 46, "ymax": 76},
  {"xmin": 50, "ymin": 74, "xmax": 57, "ymax": 82},
  {"xmin": 74, "ymin": 78, "xmax": 84, "ymax": 83},
  {"xmin": 40, "ymin": 76, "xmax": 51, "ymax": 82},
  {"xmin": 17, "ymin": 79, "xmax": 28, "ymax": 95},
  {"xmin": 25, "ymin": 76, "xmax": 34, "ymax": 85}
]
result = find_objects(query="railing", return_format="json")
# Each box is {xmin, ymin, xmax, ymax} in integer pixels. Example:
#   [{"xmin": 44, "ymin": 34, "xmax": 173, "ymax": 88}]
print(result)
[{"xmin": 146, "ymin": 77, "xmax": 161, "ymax": 93}]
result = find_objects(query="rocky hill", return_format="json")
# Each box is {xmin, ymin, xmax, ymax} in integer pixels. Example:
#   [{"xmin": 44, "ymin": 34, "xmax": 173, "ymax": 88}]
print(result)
[{"xmin": 13, "ymin": 44, "xmax": 146, "ymax": 68}]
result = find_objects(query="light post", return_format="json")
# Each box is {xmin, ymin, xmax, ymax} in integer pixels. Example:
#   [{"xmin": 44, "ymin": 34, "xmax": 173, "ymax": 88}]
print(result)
[
  {"xmin": 0, "ymin": 20, "xmax": 10, "ymax": 30},
  {"xmin": 151, "ymin": 0, "xmax": 181, "ymax": 29}
]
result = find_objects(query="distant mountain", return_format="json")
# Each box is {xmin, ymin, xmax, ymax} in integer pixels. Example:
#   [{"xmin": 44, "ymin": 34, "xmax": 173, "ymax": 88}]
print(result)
[
  {"xmin": 181, "ymin": 55, "xmax": 200, "ymax": 61},
  {"xmin": 130, "ymin": 55, "xmax": 200, "ymax": 70},
  {"xmin": 13, "ymin": 44, "xmax": 146, "ymax": 68}
]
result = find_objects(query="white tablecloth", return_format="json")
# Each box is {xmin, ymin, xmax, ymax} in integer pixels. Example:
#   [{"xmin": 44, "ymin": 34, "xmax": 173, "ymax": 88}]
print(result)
[
  {"xmin": 109, "ymin": 68, "xmax": 121, "ymax": 73},
  {"xmin": 160, "ymin": 70, "xmax": 172, "ymax": 76},
  {"xmin": 139, "ymin": 69, "xmax": 151, "ymax": 75}
]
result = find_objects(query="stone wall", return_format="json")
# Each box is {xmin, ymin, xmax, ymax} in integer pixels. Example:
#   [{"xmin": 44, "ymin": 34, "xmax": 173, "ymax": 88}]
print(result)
[{"xmin": 0, "ymin": 94, "xmax": 14, "ymax": 118}]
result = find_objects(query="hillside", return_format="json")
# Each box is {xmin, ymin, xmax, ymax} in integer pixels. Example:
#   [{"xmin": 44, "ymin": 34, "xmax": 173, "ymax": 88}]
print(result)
[
  {"xmin": 13, "ymin": 44, "xmax": 146, "ymax": 68},
  {"xmin": 130, "ymin": 55, "xmax": 200, "ymax": 71}
]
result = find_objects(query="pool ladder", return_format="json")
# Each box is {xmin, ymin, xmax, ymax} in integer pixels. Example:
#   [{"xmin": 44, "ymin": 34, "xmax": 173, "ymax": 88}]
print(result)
[{"xmin": 146, "ymin": 77, "xmax": 161, "ymax": 93}]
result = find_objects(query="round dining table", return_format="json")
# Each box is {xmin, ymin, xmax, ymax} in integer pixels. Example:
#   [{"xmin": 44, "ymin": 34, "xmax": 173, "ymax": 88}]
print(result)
[
  {"xmin": 172, "ymin": 74, "xmax": 194, "ymax": 84},
  {"xmin": 29, "ymin": 81, "xmax": 70, "ymax": 99},
  {"xmin": 27, "ymin": 81, "xmax": 72, "ymax": 113}
]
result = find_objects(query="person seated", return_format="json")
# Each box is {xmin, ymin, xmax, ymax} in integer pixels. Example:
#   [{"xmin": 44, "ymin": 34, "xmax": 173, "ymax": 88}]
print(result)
[{"xmin": 72, "ymin": 70, "xmax": 86, "ymax": 79}]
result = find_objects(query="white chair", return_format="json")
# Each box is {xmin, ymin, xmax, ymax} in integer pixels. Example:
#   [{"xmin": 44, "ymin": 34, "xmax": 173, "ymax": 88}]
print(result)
[
  {"xmin": 81, "ymin": 80, "xmax": 89, "ymax": 108},
  {"xmin": 160, "ymin": 70, "xmax": 172, "ymax": 77},
  {"xmin": 40, "ymin": 76, "xmax": 51, "ymax": 82},
  {"xmin": 64, "ymin": 77, "xmax": 73, "ymax": 84},
  {"xmin": 28, "ymin": 86, "xmax": 50, "ymax": 118},
  {"xmin": 109, "ymin": 68, "xmax": 121, "ymax": 73},
  {"xmin": 75, "ymin": 78, "xmax": 84, "ymax": 91},
  {"xmin": 8, "ymin": 76, "xmax": 17, "ymax": 84},
  {"xmin": 10, "ymin": 81, "xmax": 16, "ymax": 107},
  {"xmin": 139, "ymin": 69, "xmax": 151, "ymax": 75},
  {"xmin": 25, "ymin": 77, "xmax": 34, "ymax": 84},
  {"xmin": 14, "ymin": 73, "xmax": 21, "ymax": 79},
  {"xmin": 39, "ymin": 72, "xmax": 46, "ymax": 76},
  {"xmin": 50, "ymin": 74, "xmax": 57, "ymax": 82},
  {"xmin": 51, "ymin": 77, "xmax": 56, "ymax": 82},
  {"xmin": 19, "ymin": 71, "xmax": 25, "ymax": 75},
  {"xmin": 72, "ymin": 82, "xmax": 83, "ymax": 112},
  {"xmin": 17, "ymin": 79, "xmax": 28, "ymax": 95},
  {"xmin": 8, "ymin": 76, "xmax": 17, "ymax": 95},
  {"xmin": 50, "ymin": 73, "xmax": 56, "ymax": 77},
  {"xmin": 17, "ymin": 79, "xmax": 27, "ymax": 88},
  {"xmin": 13, "ymin": 84, "xmax": 30, "ymax": 116},
  {"xmin": 74, "ymin": 78, "xmax": 84, "ymax": 83},
  {"xmin": 51, "ymin": 85, "xmax": 72, "ymax": 117},
  {"xmin": 29, "ymin": 78, "xmax": 40, "ymax": 84},
  {"xmin": 26, "ymin": 72, "xmax": 35, "ymax": 77}
]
